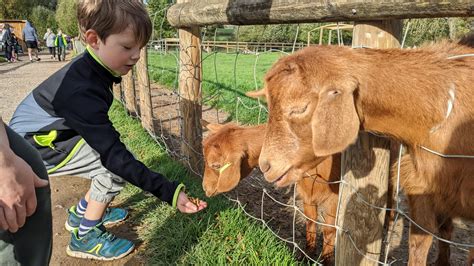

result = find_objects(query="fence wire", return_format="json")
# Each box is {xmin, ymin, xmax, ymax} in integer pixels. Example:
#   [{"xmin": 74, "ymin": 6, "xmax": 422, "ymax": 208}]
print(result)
[{"xmin": 116, "ymin": 17, "xmax": 474, "ymax": 265}]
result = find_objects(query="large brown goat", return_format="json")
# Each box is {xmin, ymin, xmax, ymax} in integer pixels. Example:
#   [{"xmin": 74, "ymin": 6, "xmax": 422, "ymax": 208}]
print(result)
[
  {"xmin": 256, "ymin": 37, "xmax": 474, "ymax": 265},
  {"xmin": 202, "ymin": 122, "xmax": 340, "ymax": 262}
]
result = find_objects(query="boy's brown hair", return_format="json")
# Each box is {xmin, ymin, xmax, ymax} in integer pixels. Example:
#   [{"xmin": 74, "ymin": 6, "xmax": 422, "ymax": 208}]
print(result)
[{"xmin": 77, "ymin": 0, "xmax": 152, "ymax": 47}]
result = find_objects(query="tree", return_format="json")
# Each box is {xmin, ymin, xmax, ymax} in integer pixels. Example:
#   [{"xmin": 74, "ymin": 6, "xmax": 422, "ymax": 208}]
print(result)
[
  {"xmin": 30, "ymin": 5, "xmax": 57, "ymax": 38},
  {"xmin": 402, "ymin": 18, "xmax": 472, "ymax": 47},
  {"xmin": 0, "ymin": 0, "xmax": 34, "ymax": 19},
  {"xmin": 0, "ymin": 0, "xmax": 57, "ymax": 19},
  {"xmin": 55, "ymin": 0, "xmax": 78, "ymax": 37},
  {"xmin": 146, "ymin": 0, "xmax": 177, "ymax": 40}
]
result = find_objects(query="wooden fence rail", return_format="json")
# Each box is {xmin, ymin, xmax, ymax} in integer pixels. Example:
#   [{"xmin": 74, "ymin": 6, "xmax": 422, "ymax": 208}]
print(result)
[
  {"xmin": 167, "ymin": 0, "xmax": 473, "ymax": 27},
  {"xmin": 150, "ymin": 38, "xmax": 306, "ymax": 53}
]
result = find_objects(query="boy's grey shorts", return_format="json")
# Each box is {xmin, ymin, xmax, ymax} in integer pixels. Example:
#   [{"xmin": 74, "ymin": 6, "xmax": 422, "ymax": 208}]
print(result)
[{"xmin": 47, "ymin": 141, "xmax": 126, "ymax": 203}]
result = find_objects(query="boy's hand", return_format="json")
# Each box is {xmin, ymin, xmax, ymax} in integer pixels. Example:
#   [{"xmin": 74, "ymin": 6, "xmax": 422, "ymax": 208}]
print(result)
[
  {"xmin": 0, "ymin": 148, "xmax": 49, "ymax": 233},
  {"xmin": 176, "ymin": 191, "xmax": 207, "ymax": 213}
]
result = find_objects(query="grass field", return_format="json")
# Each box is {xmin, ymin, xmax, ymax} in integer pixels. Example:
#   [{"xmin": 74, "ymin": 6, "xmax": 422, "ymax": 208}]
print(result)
[
  {"xmin": 148, "ymin": 50, "xmax": 286, "ymax": 124},
  {"xmin": 110, "ymin": 102, "xmax": 301, "ymax": 264}
]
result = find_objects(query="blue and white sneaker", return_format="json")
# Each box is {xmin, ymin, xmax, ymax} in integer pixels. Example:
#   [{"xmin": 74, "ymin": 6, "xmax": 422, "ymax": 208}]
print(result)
[
  {"xmin": 65, "ymin": 206, "xmax": 128, "ymax": 231},
  {"xmin": 67, "ymin": 225, "xmax": 134, "ymax": 260}
]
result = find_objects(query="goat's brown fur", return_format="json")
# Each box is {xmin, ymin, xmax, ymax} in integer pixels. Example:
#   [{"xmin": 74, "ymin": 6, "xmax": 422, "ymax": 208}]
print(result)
[
  {"xmin": 202, "ymin": 123, "xmax": 340, "ymax": 263},
  {"xmin": 258, "ymin": 36, "xmax": 474, "ymax": 265}
]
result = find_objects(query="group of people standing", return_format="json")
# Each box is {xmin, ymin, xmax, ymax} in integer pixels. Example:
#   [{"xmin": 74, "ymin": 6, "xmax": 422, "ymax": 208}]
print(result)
[
  {"xmin": 2, "ymin": 21, "xmax": 69, "ymax": 63},
  {"xmin": 43, "ymin": 28, "xmax": 68, "ymax": 61}
]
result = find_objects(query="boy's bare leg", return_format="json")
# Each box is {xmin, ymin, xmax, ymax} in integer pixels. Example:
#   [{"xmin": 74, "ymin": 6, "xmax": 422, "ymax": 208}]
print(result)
[
  {"xmin": 83, "ymin": 199, "xmax": 108, "ymax": 221},
  {"xmin": 81, "ymin": 190, "xmax": 108, "ymax": 222}
]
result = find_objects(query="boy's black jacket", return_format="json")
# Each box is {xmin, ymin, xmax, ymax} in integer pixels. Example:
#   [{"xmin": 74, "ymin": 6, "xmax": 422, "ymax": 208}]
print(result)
[{"xmin": 10, "ymin": 51, "xmax": 179, "ymax": 204}]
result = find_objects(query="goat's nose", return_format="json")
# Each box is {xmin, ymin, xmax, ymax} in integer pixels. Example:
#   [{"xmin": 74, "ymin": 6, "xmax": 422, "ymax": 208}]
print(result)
[{"xmin": 260, "ymin": 159, "xmax": 271, "ymax": 173}]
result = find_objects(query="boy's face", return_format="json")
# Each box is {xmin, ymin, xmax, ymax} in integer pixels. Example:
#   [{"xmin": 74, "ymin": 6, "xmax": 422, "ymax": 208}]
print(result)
[{"xmin": 93, "ymin": 27, "xmax": 141, "ymax": 76}]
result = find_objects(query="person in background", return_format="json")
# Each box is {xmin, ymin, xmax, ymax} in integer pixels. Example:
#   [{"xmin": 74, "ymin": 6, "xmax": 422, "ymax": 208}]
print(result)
[
  {"xmin": 55, "ymin": 29, "xmax": 67, "ymax": 61},
  {"xmin": 22, "ymin": 21, "xmax": 41, "ymax": 62},
  {"xmin": 43, "ymin": 28, "xmax": 56, "ymax": 60},
  {"xmin": 66, "ymin": 35, "xmax": 72, "ymax": 50},
  {"xmin": 0, "ymin": 117, "xmax": 52, "ymax": 265},
  {"xmin": 3, "ymin": 24, "xmax": 13, "ymax": 62},
  {"xmin": 10, "ymin": 32, "xmax": 21, "ymax": 62}
]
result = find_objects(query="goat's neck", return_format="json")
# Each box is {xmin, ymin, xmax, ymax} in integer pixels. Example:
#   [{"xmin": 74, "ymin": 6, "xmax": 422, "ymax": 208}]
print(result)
[{"xmin": 243, "ymin": 125, "xmax": 266, "ymax": 168}]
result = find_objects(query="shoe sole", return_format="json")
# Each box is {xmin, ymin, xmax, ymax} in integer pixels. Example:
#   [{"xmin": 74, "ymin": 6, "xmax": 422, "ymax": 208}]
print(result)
[
  {"xmin": 66, "ymin": 244, "xmax": 134, "ymax": 261},
  {"xmin": 64, "ymin": 213, "xmax": 129, "ymax": 232}
]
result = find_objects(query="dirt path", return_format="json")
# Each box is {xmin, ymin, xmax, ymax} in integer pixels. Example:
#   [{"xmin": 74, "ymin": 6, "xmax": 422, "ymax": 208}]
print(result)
[{"xmin": 0, "ymin": 54, "xmax": 66, "ymax": 122}]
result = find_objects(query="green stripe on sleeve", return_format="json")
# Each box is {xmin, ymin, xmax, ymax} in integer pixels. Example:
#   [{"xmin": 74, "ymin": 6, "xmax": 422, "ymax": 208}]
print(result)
[{"xmin": 172, "ymin": 183, "xmax": 186, "ymax": 208}]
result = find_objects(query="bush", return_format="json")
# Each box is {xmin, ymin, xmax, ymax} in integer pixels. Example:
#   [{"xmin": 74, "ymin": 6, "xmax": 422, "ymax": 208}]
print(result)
[{"xmin": 30, "ymin": 5, "xmax": 57, "ymax": 38}]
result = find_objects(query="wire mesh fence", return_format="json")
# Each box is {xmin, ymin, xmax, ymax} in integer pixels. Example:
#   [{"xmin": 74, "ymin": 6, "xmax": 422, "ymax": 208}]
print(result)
[{"xmin": 112, "ymin": 16, "xmax": 474, "ymax": 265}]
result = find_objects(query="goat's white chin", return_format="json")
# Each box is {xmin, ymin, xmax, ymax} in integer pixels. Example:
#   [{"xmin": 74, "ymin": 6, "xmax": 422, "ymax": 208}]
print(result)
[{"xmin": 274, "ymin": 169, "xmax": 302, "ymax": 188}]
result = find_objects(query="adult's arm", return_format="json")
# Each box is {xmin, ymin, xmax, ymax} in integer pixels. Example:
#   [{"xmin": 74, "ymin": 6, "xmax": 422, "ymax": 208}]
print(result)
[{"xmin": 0, "ymin": 117, "xmax": 48, "ymax": 233}]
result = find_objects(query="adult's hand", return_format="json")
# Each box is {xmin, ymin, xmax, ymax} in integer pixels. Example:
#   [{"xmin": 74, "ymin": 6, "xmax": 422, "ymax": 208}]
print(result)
[
  {"xmin": 176, "ymin": 191, "xmax": 207, "ymax": 214},
  {"xmin": 0, "ymin": 148, "xmax": 48, "ymax": 233}
]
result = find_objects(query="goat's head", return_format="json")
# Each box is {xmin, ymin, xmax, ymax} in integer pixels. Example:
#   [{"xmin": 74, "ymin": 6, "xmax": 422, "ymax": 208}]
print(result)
[
  {"xmin": 202, "ymin": 122, "xmax": 257, "ymax": 197},
  {"xmin": 257, "ymin": 46, "xmax": 360, "ymax": 187}
]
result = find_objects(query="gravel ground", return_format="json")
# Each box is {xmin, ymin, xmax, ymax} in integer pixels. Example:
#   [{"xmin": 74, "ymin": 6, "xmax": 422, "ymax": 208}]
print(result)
[{"xmin": 0, "ymin": 53, "xmax": 67, "ymax": 123}]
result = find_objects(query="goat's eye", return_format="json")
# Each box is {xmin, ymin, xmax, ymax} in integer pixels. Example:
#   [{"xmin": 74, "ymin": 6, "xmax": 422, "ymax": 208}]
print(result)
[
  {"xmin": 210, "ymin": 162, "xmax": 221, "ymax": 170},
  {"xmin": 288, "ymin": 103, "xmax": 309, "ymax": 117}
]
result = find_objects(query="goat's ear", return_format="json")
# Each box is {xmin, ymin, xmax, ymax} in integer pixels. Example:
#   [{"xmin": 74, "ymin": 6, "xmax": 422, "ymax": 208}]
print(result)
[
  {"xmin": 311, "ymin": 83, "xmax": 360, "ymax": 157},
  {"xmin": 201, "ymin": 119, "xmax": 210, "ymax": 129},
  {"xmin": 246, "ymin": 89, "xmax": 266, "ymax": 100},
  {"xmin": 205, "ymin": 123, "xmax": 224, "ymax": 133}
]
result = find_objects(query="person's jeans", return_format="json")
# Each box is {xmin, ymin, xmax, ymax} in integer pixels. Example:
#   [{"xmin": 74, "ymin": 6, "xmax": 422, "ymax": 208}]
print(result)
[
  {"xmin": 57, "ymin": 46, "xmax": 66, "ymax": 61},
  {"xmin": 5, "ymin": 44, "xmax": 12, "ymax": 61},
  {"xmin": 0, "ymin": 125, "xmax": 52, "ymax": 266},
  {"xmin": 48, "ymin": 46, "xmax": 56, "ymax": 58}
]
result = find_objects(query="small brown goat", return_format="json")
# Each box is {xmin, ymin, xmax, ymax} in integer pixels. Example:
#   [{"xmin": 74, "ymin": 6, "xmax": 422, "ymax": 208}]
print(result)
[
  {"xmin": 256, "ymin": 36, "xmax": 474, "ymax": 265},
  {"xmin": 202, "ymin": 122, "xmax": 340, "ymax": 262}
]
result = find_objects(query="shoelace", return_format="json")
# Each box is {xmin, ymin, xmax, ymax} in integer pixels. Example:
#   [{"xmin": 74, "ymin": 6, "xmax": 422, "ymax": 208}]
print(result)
[{"xmin": 98, "ymin": 231, "xmax": 116, "ymax": 241}]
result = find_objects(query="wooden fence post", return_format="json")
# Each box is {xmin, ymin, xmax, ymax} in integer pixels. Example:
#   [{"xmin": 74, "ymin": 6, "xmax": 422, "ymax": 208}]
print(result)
[
  {"xmin": 122, "ymin": 70, "xmax": 137, "ymax": 116},
  {"xmin": 335, "ymin": 20, "xmax": 402, "ymax": 266},
  {"xmin": 178, "ymin": 0, "xmax": 203, "ymax": 176},
  {"xmin": 136, "ymin": 48, "xmax": 155, "ymax": 133},
  {"xmin": 112, "ymin": 83, "xmax": 122, "ymax": 101}
]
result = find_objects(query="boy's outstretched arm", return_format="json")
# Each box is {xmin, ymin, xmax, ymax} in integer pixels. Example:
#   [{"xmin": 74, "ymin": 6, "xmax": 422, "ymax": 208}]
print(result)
[{"xmin": 54, "ymin": 88, "xmax": 206, "ymax": 212}]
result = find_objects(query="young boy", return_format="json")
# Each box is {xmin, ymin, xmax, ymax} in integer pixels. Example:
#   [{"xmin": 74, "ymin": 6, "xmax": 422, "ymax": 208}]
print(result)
[{"xmin": 9, "ymin": 0, "xmax": 207, "ymax": 261}]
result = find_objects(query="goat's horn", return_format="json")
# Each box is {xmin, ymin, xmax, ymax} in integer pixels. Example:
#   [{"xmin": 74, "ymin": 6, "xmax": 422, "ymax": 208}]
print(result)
[{"xmin": 201, "ymin": 119, "xmax": 210, "ymax": 128}]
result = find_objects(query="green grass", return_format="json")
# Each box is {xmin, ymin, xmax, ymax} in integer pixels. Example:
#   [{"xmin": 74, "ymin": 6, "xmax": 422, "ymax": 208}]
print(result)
[
  {"xmin": 109, "ymin": 102, "xmax": 300, "ymax": 265},
  {"xmin": 148, "ymin": 50, "xmax": 286, "ymax": 124}
]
